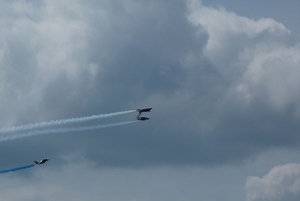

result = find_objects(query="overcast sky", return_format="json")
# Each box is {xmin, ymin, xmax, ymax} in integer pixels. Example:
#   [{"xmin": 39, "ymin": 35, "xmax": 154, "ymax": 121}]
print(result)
[{"xmin": 0, "ymin": 0, "xmax": 300, "ymax": 200}]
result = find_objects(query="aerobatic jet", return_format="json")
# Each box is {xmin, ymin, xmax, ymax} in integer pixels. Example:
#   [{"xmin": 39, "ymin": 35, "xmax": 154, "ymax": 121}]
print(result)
[
  {"xmin": 34, "ymin": 158, "xmax": 49, "ymax": 165},
  {"xmin": 137, "ymin": 116, "xmax": 150, "ymax": 121},
  {"xmin": 137, "ymin": 108, "xmax": 152, "ymax": 115}
]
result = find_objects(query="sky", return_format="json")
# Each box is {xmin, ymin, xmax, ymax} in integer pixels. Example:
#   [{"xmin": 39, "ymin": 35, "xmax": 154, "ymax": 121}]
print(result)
[{"xmin": 0, "ymin": 0, "xmax": 299, "ymax": 200}]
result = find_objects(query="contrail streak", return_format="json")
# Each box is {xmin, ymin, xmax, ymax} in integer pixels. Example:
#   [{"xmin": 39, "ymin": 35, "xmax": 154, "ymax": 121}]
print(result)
[
  {"xmin": 0, "ymin": 110, "xmax": 136, "ymax": 133},
  {"xmin": 0, "ymin": 164, "xmax": 35, "ymax": 174},
  {"xmin": 0, "ymin": 120, "xmax": 138, "ymax": 142}
]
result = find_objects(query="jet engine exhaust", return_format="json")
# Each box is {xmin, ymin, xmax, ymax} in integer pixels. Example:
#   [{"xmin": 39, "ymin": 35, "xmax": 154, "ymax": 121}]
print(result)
[
  {"xmin": 0, "ymin": 164, "xmax": 35, "ymax": 174},
  {"xmin": 0, "ymin": 120, "xmax": 138, "ymax": 142},
  {"xmin": 0, "ymin": 110, "xmax": 136, "ymax": 133}
]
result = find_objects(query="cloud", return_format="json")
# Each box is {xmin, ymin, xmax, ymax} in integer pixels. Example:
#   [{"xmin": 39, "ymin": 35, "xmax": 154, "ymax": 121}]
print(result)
[
  {"xmin": 246, "ymin": 163, "xmax": 300, "ymax": 201},
  {"xmin": 0, "ymin": 162, "xmax": 240, "ymax": 201},
  {"xmin": 185, "ymin": 0, "xmax": 300, "ymax": 157},
  {"xmin": 0, "ymin": 0, "xmax": 299, "ymax": 170},
  {"xmin": 1, "ymin": 1, "xmax": 300, "ymax": 201},
  {"xmin": 187, "ymin": 0, "xmax": 299, "ymax": 111}
]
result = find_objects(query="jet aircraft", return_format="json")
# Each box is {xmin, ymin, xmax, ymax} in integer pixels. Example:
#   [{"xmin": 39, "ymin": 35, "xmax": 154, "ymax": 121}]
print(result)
[
  {"xmin": 137, "ymin": 108, "xmax": 152, "ymax": 115},
  {"xmin": 34, "ymin": 158, "xmax": 49, "ymax": 165},
  {"xmin": 137, "ymin": 116, "xmax": 150, "ymax": 121}
]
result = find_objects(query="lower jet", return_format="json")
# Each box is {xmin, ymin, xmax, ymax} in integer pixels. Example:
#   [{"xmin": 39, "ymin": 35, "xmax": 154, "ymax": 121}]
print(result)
[
  {"xmin": 137, "ymin": 116, "xmax": 150, "ymax": 121},
  {"xmin": 34, "ymin": 158, "xmax": 49, "ymax": 165}
]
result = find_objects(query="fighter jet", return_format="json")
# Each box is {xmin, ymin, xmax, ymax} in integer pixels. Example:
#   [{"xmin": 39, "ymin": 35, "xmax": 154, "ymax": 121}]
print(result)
[
  {"xmin": 137, "ymin": 108, "xmax": 152, "ymax": 115},
  {"xmin": 137, "ymin": 115, "xmax": 150, "ymax": 121},
  {"xmin": 34, "ymin": 158, "xmax": 49, "ymax": 165}
]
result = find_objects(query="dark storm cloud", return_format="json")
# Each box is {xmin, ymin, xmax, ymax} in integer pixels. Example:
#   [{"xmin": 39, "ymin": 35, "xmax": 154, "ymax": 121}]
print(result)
[
  {"xmin": 0, "ymin": 0, "xmax": 299, "ymax": 171},
  {"xmin": 83, "ymin": 0, "xmax": 207, "ymax": 106}
]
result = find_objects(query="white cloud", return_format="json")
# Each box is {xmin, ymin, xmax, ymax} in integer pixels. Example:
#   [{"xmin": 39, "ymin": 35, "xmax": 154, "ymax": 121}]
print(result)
[
  {"xmin": 187, "ymin": 0, "xmax": 300, "ymax": 112},
  {"xmin": 187, "ymin": 0, "xmax": 290, "ymax": 67},
  {"xmin": 246, "ymin": 163, "xmax": 300, "ymax": 201},
  {"xmin": 238, "ymin": 44, "xmax": 300, "ymax": 111},
  {"xmin": 0, "ymin": 0, "xmax": 97, "ymax": 126}
]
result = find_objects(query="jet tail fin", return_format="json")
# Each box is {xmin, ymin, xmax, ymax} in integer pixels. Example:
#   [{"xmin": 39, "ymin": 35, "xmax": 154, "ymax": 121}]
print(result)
[{"xmin": 34, "ymin": 161, "xmax": 39, "ymax": 164}]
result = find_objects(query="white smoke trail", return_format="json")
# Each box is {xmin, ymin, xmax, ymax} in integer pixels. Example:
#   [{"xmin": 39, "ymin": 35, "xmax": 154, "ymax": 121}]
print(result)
[
  {"xmin": 0, "ymin": 120, "xmax": 138, "ymax": 142},
  {"xmin": 0, "ymin": 110, "xmax": 136, "ymax": 133}
]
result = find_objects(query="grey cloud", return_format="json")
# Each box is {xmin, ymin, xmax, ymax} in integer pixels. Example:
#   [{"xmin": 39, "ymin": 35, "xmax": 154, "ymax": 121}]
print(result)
[{"xmin": 0, "ymin": 0, "xmax": 299, "ymax": 172}]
